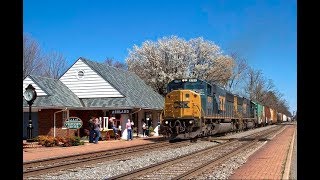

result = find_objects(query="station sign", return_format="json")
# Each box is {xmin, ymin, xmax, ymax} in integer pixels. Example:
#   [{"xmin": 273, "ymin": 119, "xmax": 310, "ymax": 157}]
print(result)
[
  {"xmin": 111, "ymin": 109, "xmax": 130, "ymax": 114},
  {"xmin": 64, "ymin": 117, "xmax": 83, "ymax": 129}
]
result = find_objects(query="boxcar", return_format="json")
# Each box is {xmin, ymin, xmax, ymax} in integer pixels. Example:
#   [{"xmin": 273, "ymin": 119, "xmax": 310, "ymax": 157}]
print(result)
[
  {"xmin": 270, "ymin": 108, "xmax": 277, "ymax": 124},
  {"xmin": 252, "ymin": 101, "xmax": 265, "ymax": 126},
  {"xmin": 264, "ymin": 106, "xmax": 271, "ymax": 125}
]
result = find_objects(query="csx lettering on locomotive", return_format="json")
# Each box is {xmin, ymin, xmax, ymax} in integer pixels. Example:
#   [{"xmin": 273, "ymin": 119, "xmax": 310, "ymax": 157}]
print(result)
[{"xmin": 173, "ymin": 101, "xmax": 190, "ymax": 108}]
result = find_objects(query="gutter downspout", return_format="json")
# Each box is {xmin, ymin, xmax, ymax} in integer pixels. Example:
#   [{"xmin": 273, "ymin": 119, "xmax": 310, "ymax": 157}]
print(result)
[
  {"xmin": 130, "ymin": 108, "xmax": 142, "ymax": 115},
  {"xmin": 53, "ymin": 108, "xmax": 68, "ymax": 138}
]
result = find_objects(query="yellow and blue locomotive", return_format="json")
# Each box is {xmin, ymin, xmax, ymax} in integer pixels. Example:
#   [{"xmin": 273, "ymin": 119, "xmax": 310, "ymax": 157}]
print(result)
[{"xmin": 162, "ymin": 78, "xmax": 257, "ymax": 140}]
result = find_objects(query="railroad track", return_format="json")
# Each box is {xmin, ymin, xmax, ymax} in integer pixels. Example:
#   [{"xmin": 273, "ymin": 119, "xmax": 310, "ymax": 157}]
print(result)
[
  {"xmin": 23, "ymin": 139, "xmax": 191, "ymax": 178},
  {"xmin": 174, "ymin": 125, "xmax": 284, "ymax": 179},
  {"xmin": 108, "ymin": 125, "xmax": 284, "ymax": 179}
]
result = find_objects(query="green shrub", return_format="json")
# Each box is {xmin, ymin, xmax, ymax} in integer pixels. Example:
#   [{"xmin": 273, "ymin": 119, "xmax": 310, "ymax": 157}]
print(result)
[
  {"xmin": 44, "ymin": 136, "xmax": 56, "ymax": 147},
  {"xmin": 55, "ymin": 136, "xmax": 66, "ymax": 146},
  {"xmin": 30, "ymin": 136, "xmax": 39, "ymax": 142},
  {"xmin": 80, "ymin": 136, "xmax": 89, "ymax": 141},
  {"xmin": 73, "ymin": 136, "xmax": 82, "ymax": 146},
  {"xmin": 67, "ymin": 136, "xmax": 82, "ymax": 146},
  {"xmin": 37, "ymin": 135, "xmax": 49, "ymax": 146},
  {"xmin": 36, "ymin": 135, "xmax": 84, "ymax": 147}
]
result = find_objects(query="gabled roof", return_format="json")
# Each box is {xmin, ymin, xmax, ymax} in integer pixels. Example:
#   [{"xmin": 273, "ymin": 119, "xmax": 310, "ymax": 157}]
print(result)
[
  {"xmin": 23, "ymin": 75, "xmax": 83, "ymax": 108},
  {"xmin": 80, "ymin": 57, "xmax": 164, "ymax": 109},
  {"xmin": 23, "ymin": 57, "xmax": 164, "ymax": 110}
]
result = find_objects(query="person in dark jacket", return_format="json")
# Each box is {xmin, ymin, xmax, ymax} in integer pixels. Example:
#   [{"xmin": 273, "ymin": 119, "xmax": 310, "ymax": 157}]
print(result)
[
  {"xmin": 110, "ymin": 117, "xmax": 118, "ymax": 140},
  {"xmin": 88, "ymin": 117, "xmax": 95, "ymax": 143}
]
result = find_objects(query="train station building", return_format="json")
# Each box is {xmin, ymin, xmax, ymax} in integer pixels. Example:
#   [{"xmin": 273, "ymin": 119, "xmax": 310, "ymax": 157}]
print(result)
[{"xmin": 22, "ymin": 57, "xmax": 164, "ymax": 140}]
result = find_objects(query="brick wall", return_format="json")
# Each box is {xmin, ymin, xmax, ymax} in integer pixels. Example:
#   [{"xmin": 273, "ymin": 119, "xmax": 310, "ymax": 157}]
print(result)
[{"xmin": 38, "ymin": 109, "xmax": 104, "ymax": 137}]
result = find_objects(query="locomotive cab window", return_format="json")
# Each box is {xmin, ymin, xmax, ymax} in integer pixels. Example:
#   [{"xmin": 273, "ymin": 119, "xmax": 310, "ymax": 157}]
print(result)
[
  {"xmin": 185, "ymin": 84, "xmax": 203, "ymax": 89},
  {"xmin": 185, "ymin": 94, "xmax": 190, "ymax": 98},
  {"xmin": 167, "ymin": 82, "xmax": 183, "ymax": 92},
  {"xmin": 207, "ymin": 84, "xmax": 212, "ymax": 95}
]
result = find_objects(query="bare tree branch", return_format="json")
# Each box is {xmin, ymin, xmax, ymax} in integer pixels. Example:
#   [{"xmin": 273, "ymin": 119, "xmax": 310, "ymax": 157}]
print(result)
[
  {"xmin": 23, "ymin": 34, "xmax": 45, "ymax": 78},
  {"xmin": 244, "ymin": 67, "xmax": 291, "ymax": 115},
  {"xmin": 42, "ymin": 51, "xmax": 68, "ymax": 79},
  {"xmin": 103, "ymin": 57, "xmax": 127, "ymax": 70},
  {"xmin": 226, "ymin": 52, "xmax": 248, "ymax": 93}
]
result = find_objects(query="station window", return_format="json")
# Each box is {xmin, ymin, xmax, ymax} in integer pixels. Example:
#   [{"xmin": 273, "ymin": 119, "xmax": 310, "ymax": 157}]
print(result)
[{"xmin": 76, "ymin": 69, "xmax": 85, "ymax": 80}]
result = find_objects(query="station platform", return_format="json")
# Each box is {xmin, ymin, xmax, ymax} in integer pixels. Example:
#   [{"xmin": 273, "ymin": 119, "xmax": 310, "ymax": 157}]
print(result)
[
  {"xmin": 23, "ymin": 124, "xmax": 297, "ymax": 179},
  {"xmin": 23, "ymin": 136, "xmax": 163, "ymax": 162},
  {"xmin": 229, "ymin": 123, "xmax": 296, "ymax": 180}
]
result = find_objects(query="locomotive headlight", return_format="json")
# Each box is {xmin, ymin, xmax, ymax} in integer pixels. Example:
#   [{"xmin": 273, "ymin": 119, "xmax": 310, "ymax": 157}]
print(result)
[
  {"xmin": 165, "ymin": 121, "xmax": 168, "ymax": 124},
  {"xmin": 189, "ymin": 120, "xmax": 193, "ymax": 124}
]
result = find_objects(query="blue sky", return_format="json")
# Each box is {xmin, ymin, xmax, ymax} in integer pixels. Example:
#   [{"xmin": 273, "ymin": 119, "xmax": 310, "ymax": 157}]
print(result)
[{"xmin": 23, "ymin": 0, "xmax": 297, "ymax": 114}]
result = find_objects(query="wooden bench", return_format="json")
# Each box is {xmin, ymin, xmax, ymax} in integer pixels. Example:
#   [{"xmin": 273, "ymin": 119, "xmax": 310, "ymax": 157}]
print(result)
[{"xmin": 100, "ymin": 129, "xmax": 114, "ymax": 141}]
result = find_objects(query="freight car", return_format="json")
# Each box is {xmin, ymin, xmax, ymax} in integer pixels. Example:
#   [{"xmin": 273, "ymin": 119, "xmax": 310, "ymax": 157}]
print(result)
[
  {"xmin": 262, "ymin": 106, "xmax": 277, "ymax": 125},
  {"xmin": 161, "ymin": 78, "xmax": 288, "ymax": 141},
  {"xmin": 252, "ymin": 101, "xmax": 265, "ymax": 127},
  {"xmin": 277, "ymin": 112, "xmax": 284, "ymax": 123},
  {"xmin": 269, "ymin": 108, "xmax": 277, "ymax": 124}
]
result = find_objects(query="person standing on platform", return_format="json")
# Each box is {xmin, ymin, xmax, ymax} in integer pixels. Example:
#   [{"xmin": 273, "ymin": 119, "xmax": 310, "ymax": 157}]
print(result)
[
  {"xmin": 88, "ymin": 117, "xmax": 95, "ymax": 143},
  {"xmin": 110, "ymin": 117, "xmax": 118, "ymax": 140},
  {"xmin": 93, "ymin": 117, "xmax": 101, "ymax": 144},
  {"xmin": 142, "ymin": 121, "xmax": 147, "ymax": 137},
  {"xmin": 126, "ymin": 119, "xmax": 133, "ymax": 141}
]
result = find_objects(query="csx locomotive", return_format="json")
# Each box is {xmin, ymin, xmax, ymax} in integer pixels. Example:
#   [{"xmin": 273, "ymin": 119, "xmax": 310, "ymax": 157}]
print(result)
[{"xmin": 161, "ymin": 78, "xmax": 289, "ymax": 140}]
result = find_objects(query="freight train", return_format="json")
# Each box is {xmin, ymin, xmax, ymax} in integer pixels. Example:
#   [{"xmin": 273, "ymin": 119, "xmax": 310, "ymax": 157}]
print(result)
[{"xmin": 161, "ymin": 78, "xmax": 290, "ymax": 140}]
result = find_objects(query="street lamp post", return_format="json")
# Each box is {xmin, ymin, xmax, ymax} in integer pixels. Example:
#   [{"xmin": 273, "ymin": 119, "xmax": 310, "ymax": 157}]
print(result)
[
  {"xmin": 23, "ymin": 84, "xmax": 37, "ymax": 141},
  {"xmin": 146, "ymin": 117, "xmax": 149, "ymax": 137},
  {"xmin": 27, "ymin": 102, "xmax": 33, "ymax": 139}
]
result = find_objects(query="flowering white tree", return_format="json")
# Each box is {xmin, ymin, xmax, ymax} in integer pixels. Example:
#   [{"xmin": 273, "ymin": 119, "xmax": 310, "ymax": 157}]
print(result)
[
  {"xmin": 126, "ymin": 36, "xmax": 235, "ymax": 95},
  {"xmin": 188, "ymin": 37, "xmax": 234, "ymax": 86},
  {"xmin": 126, "ymin": 36, "xmax": 192, "ymax": 95}
]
